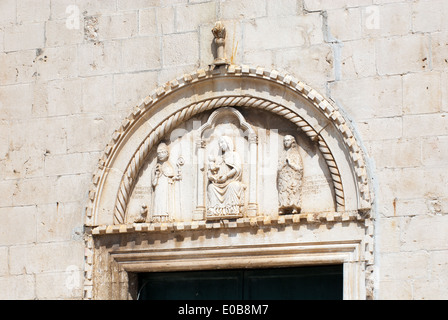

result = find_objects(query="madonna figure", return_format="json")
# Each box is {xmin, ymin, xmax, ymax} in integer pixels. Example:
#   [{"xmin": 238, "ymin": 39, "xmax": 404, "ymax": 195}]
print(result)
[
  {"xmin": 277, "ymin": 135, "xmax": 303, "ymax": 214},
  {"xmin": 206, "ymin": 136, "xmax": 244, "ymax": 218}
]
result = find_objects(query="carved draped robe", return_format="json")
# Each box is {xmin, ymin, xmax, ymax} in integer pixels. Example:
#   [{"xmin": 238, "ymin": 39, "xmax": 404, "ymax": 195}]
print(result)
[
  {"xmin": 152, "ymin": 161, "xmax": 175, "ymax": 220},
  {"xmin": 207, "ymin": 150, "xmax": 244, "ymax": 217},
  {"xmin": 277, "ymin": 146, "xmax": 303, "ymax": 212}
]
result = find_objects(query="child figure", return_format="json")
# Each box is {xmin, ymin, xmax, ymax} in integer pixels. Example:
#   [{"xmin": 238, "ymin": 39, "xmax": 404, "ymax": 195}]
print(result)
[{"xmin": 207, "ymin": 154, "xmax": 220, "ymax": 182}]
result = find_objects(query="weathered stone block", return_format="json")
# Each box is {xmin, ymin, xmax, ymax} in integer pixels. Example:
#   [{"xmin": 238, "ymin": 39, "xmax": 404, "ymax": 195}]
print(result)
[
  {"xmin": 370, "ymin": 138, "xmax": 422, "ymax": 169},
  {"xmin": 66, "ymin": 115, "xmax": 120, "ymax": 153},
  {"xmin": 12, "ymin": 177, "xmax": 56, "ymax": 206},
  {"xmin": 175, "ymin": 2, "xmax": 216, "ymax": 33},
  {"xmin": 244, "ymin": 14, "xmax": 324, "ymax": 51},
  {"xmin": 413, "ymin": 279, "xmax": 448, "ymax": 300},
  {"xmin": 114, "ymin": 71, "xmax": 158, "ymax": 111},
  {"xmin": 0, "ymin": 206, "xmax": 37, "ymax": 246},
  {"xmin": 121, "ymin": 36, "xmax": 161, "ymax": 72},
  {"xmin": 0, "ymin": 180, "xmax": 15, "ymax": 207},
  {"xmin": 379, "ymin": 251, "xmax": 430, "ymax": 281},
  {"xmin": 376, "ymin": 34, "xmax": 430, "ymax": 75},
  {"xmin": 421, "ymin": 136, "xmax": 448, "ymax": 167},
  {"xmin": 77, "ymin": 0, "xmax": 117, "ymax": 16},
  {"xmin": 403, "ymin": 72, "xmax": 441, "ymax": 115},
  {"xmin": 44, "ymin": 152, "xmax": 100, "ymax": 177},
  {"xmin": 327, "ymin": 7, "xmax": 362, "ymax": 41},
  {"xmin": 275, "ymin": 44, "xmax": 334, "ymax": 90},
  {"xmin": 9, "ymin": 241, "xmax": 84, "ymax": 275},
  {"xmin": 139, "ymin": 8, "xmax": 157, "ymax": 36},
  {"xmin": 96, "ymin": 12, "xmax": 138, "ymax": 41},
  {"xmin": 47, "ymin": 78, "xmax": 83, "ymax": 116},
  {"xmin": 17, "ymin": 0, "xmax": 50, "ymax": 23},
  {"xmin": 117, "ymin": 0, "xmax": 160, "ymax": 10},
  {"xmin": 4, "ymin": 22, "xmax": 45, "ymax": 52},
  {"xmin": 0, "ymin": 275, "xmax": 35, "ymax": 300},
  {"xmin": 357, "ymin": 117, "xmax": 402, "ymax": 141},
  {"xmin": 34, "ymin": 46, "xmax": 79, "ymax": 81},
  {"xmin": 362, "ymin": 3, "xmax": 411, "ymax": 37},
  {"xmin": 401, "ymin": 215, "xmax": 448, "ymax": 251},
  {"xmin": 377, "ymin": 218, "xmax": 401, "ymax": 253},
  {"xmin": 81, "ymin": 75, "xmax": 114, "ymax": 114},
  {"xmin": 140, "ymin": 7, "xmax": 176, "ymax": 36},
  {"xmin": 0, "ymin": 83, "xmax": 34, "ymax": 120},
  {"xmin": 0, "ymin": 247, "xmax": 8, "ymax": 276},
  {"xmin": 162, "ymin": 32, "xmax": 199, "ymax": 67},
  {"xmin": 412, "ymin": 0, "xmax": 448, "ymax": 33},
  {"xmin": 45, "ymin": 19, "xmax": 84, "ymax": 47},
  {"xmin": 8, "ymin": 117, "xmax": 67, "ymax": 155},
  {"xmin": 220, "ymin": 0, "xmax": 266, "ymax": 20},
  {"xmin": 304, "ymin": 0, "xmax": 371, "ymax": 11},
  {"xmin": 431, "ymin": 32, "xmax": 448, "ymax": 71},
  {"xmin": 37, "ymin": 202, "xmax": 84, "ymax": 242},
  {"xmin": 403, "ymin": 113, "xmax": 448, "ymax": 138},
  {"xmin": 0, "ymin": 0, "xmax": 16, "ymax": 24},
  {"xmin": 267, "ymin": 0, "xmax": 299, "ymax": 16},
  {"xmin": 377, "ymin": 280, "xmax": 413, "ymax": 300},
  {"xmin": 330, "ymin": 76, "xmax": 402, "ymax": 121},
  {"xmin": 36, "ymin": 270, "xmax": 84, "ymax": 299},
  {"xmin": 78, "ymin": 41, "xmax": 122, "ymax": 76}
]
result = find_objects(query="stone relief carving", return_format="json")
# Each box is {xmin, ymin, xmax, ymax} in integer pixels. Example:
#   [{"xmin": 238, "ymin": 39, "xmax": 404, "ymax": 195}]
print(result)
[
  {"xmin": 206, "ymin": 136, "xmax": 245, "ymax": 219},
  {"xmin": 134, "ymin": 204, "xmax": 148, "ymax": 223},
  {"xmin": 150, "ymin": 142, "xmax": 182, "ymax": 222},
  {"xmin": 277, "ymin": 135, "xmax": 303, "ymax": 214},
  {"xmin": 194, "ymin": 107, "xmax": 258, "ymax": 221},
  {"xmin": 85, "ymin": 66, "xmax": 374, "ymax": 300},
  {"xmin": 212, "ymin": 21, "xmax": 228, "ymax": 66}
]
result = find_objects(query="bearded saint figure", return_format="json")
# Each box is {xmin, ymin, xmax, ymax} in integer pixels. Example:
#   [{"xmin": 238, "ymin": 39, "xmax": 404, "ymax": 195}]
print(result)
[{"xmin": 277, "ymin": 135, "xmax": 303, "ymax": 214}]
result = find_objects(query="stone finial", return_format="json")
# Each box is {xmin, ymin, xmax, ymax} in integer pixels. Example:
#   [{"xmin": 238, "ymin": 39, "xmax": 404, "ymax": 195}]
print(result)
[{"xmin": 212, "ymin": 21, "xmax": 228, "ymax": 66}]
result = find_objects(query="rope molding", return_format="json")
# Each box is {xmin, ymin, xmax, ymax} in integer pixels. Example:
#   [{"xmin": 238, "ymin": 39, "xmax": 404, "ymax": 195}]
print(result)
[{"xmin": 85, "ymin": 65, "xmax": 372, "ymax": 227}]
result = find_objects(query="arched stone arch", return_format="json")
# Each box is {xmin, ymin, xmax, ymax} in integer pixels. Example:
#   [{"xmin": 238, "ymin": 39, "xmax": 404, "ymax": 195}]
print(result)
[
  {"xmin": 85, "ymin": 65, "xmax": 372, "ymax": 227},
  {"xmin": 83, "ymin": 65, "xmax": 375, "ymax": 300}
]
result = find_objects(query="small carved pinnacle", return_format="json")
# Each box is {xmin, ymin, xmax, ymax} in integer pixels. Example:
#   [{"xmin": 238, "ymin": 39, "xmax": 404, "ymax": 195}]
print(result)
[{"xmin": 212, "ymin": 21, "xmax": 229, "ymax": 66}]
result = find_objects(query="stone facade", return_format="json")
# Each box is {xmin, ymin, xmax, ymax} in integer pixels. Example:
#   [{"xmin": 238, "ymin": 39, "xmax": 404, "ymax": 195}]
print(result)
[{"xmin": 0, "ymin": 0, "xmax": 447, "ymax": 300}]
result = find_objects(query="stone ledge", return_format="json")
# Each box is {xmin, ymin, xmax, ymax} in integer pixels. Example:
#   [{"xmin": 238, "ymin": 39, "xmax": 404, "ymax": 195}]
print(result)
[{"xmin": 91, "ymin": 211, "xmax": 366, "ymax": 235}]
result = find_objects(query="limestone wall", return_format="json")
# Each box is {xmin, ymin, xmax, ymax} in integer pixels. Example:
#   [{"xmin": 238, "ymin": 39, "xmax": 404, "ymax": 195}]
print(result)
[{"xmin": 0, "ymin": 0, "xmax": 447, "ymax": 299}]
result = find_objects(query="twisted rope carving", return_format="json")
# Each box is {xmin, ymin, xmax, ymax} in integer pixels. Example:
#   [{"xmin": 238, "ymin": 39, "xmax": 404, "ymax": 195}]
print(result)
[{"xmin": 113, "ymin": 96, "xmax": 345, "ymax": 224}]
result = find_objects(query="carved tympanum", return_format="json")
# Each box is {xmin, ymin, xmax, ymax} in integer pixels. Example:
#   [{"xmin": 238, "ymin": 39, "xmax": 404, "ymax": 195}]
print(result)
[{"xmin": 277, "ymin": 135, "xmax": 303, "ymax": 214}]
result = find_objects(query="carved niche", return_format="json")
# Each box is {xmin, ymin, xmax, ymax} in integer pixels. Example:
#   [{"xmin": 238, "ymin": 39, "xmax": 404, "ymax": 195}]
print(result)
[{"xmin": 195, "ymin": 107, "xmax": 258, "ymax": 220}]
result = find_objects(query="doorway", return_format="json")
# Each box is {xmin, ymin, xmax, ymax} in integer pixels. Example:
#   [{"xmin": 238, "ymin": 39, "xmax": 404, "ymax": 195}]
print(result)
[{"xmin": 137, "ymin": 265, "xmax": 343, "ymax": 300}]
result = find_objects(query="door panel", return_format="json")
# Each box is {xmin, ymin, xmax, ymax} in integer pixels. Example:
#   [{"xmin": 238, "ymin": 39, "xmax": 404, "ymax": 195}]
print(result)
[
  {"xmin": 138, "ymin": 270, "xmax": 243, "ymax": 300},
  {"xmin": 243, "ymin": 265, "xmax": 343, "ymax": 300},
  {"xmin": 138, "ymin": 265, "xmax": 343, "ymax": 300}
]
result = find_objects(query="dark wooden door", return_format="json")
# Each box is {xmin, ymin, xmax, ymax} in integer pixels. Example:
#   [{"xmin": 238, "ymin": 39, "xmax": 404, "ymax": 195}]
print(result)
[{"xmin": 138, "ymin": 265, "xmax": 343, "ymax": 300}]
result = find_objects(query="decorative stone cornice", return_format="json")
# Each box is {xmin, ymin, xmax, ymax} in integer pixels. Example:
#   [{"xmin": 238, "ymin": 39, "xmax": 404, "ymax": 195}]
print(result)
[{"xmin": 91, "ymin": 211, "xmax": 368, "ymax": 235}]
